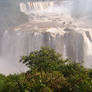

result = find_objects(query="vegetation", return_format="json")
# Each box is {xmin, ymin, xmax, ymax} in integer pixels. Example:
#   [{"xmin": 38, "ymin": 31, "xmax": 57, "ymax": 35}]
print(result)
[{"xmin": 0, "ymin": 47, "xmax": 92, "ymax": 92}]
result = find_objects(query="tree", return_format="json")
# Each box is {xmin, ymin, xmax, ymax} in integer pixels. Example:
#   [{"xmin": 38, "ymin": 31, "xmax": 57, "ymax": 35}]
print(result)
[
  {"xmin": 0, "ymin": 74, "xmax": 6, "ymax": 92},
  {"xmin": 20, "ymin": 47, "xmax": 64, "ymax": 73},
  {"xmin": 20, "ymin": 47, "xmax": 68, "ymax": 91},
  {"xmin": 20, "ymin": 47, "xmax": 92, "ymax": 92}
]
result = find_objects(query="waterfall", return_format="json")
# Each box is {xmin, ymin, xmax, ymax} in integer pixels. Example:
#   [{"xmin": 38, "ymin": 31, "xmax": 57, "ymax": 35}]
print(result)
[
  {"xmin": 0, "ymin": 0, "xmax": 92, "ymax": 75},
  {"xmin": 83, "ymin": 31, "xmax": 92, "ymax": 68},
  {"xmin": 20, "ymin": 1, "xmax": 54, "ymax": 14}
]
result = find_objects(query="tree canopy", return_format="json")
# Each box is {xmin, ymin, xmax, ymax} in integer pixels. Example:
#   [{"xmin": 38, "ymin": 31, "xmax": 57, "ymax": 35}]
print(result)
[{"xmin": 0, "ymin": 47, "xmax": 92, "ymax": 92}]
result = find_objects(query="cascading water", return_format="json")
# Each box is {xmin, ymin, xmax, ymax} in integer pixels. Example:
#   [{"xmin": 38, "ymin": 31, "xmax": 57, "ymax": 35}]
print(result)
[
  {"xmin": 20, "ymin": 1, "xmax": 54, "ymax": 14},
  {"xmin": 0, "ymin": 0, "xmax": 92, "ymax": 75}
]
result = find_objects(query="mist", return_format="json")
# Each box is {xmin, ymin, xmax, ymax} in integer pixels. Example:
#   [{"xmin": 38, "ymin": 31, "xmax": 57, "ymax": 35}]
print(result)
[
  {"xmin": 72, "ymin": 0, "xmax": 92, "ymax": 19},
  {"xmin": 0, "ymin": 0, "xmax": 28, "ymax": 31}
]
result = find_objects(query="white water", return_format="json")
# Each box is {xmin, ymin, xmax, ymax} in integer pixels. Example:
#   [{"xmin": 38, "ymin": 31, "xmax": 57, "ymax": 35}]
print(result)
[
  {"xmin": 20, "ymin": 1, "xmax": 54, "ymax": 14},
  {"xmin": 0, "ymin": 0, "xmax": 92, "ymax": 75}
]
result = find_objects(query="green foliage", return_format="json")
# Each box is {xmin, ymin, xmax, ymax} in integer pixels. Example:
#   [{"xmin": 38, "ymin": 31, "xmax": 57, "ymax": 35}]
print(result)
[
  {"xmin": 20, "ymin": 47, "xmax": 62, "ymax": 73},
  {"xmin": 0, "ymin": 74, "xmax": 6, "ymax": 92},
  {"xmin": 0, "ymin": 47, "xmax": 92, "ymax": 92}
]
